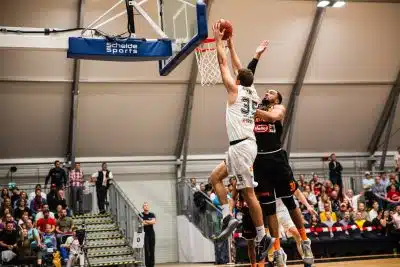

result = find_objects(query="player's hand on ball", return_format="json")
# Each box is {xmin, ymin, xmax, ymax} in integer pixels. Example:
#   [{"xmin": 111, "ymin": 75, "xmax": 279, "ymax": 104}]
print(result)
[
  {"xmin": 212, "ymin": 22, "xmax": 225, "ymax": 41},
  {"xmin": 255, "ymin": 40, "xmax": 269, "ymax": 55}
]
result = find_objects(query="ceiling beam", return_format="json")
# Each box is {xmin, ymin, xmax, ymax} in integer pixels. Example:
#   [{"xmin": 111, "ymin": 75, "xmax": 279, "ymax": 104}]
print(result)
[
  {"xmin": 66, "ymin": 0, "xmax": 85, "ymax": 166},
  {"xmin": 367, "ymin": 68, "xmax": 400, "ymax": 154},
  {"xmin": 282, "ymin": 7, "xmax": 326, "ymax": 150}
]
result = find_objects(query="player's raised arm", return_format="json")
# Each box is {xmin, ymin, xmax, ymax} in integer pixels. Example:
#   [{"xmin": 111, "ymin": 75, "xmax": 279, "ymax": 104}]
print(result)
[
  {"xmin": 255, "ymin": 104, "xmax": 285, "ymax": 123},
  {"xmin": 213, "ymin": 22, "xmax": 237, "ymax": 96},
  {"xmin": 247, "ymin": 40, "xmax": 269, "ymax": 75},
  {"xmin": 227, "ymin": 38, "xmax": 242, "ymax": 77}
]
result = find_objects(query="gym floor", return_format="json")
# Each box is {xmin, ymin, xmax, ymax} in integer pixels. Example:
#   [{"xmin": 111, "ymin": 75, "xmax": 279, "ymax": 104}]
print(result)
[{"xmin": 159, "ymin": 258, "xmax": 399, "ymax": 267}]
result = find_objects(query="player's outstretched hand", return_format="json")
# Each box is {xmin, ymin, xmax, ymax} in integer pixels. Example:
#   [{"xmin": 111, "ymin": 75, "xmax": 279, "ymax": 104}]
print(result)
[
  {"xmin": 307, "ymin": 205, "xmax": 318, "ymax": 216},
  {"xmin": 212, "ymin": 22, "xmax": 225, "ymax": 41},
  {"xmin": 255, "ymin": 40, "xmax": 269, "ymax": 56}
]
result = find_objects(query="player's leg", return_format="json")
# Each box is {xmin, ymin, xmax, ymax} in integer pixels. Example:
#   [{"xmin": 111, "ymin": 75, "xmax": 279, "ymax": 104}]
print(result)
[
  {"xmin": 278, "ymin": 210, "xmax": 303, "ymax": 258},
  {"xmin": 254, "ymin": 154, "xmax": 285, "ymax": 265},
  {"xmin": 210, "ymin": 161, "xmax": 238, "ymax": 240},
  {"xmin": 247, "ymin": 240, "xmax": 257, "ymax": 267},
  {"xmin": 237, "ymin": 142, "xmax": 274, "ymax": 261}
]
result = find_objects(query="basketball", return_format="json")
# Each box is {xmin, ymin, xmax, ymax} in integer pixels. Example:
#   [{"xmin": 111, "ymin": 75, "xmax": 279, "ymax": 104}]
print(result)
[{"xmin": 219, "ymin": 19, "xmax": 233, "ymax": 40}]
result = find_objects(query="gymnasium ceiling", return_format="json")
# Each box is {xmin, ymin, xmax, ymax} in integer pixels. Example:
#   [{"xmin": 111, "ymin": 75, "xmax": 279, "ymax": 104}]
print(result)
[{"xmin": 0, "ymin": 0, "xmax": 399, "ymax": 158}]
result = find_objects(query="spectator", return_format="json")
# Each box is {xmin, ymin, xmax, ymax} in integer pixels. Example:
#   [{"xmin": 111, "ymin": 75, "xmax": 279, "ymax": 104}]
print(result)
[
  {"xmin": 36, "ymin": 210, "xmax": 56, "ymax": 233},
  {"xmin": 367, "ymin": 201, "xmax": 379, "ymax": 222},
  {"xmin": 386, "ymin": 184, "xmax": 400, "ymax": 207},
  {"xmin": 339, "ymin": 211, "xmax": 352, "ymax": 227},
  {"xmin": 13, "ymin": 198, "xmax": 31, "ymax": 221},
  {"xmin": 362, "ymin": 172, "xmax": 375, "ymax": 206},
  {"xmin": 14, "ymin": 191, "xmax": 28, "ymax": 210},
  {"xmin": 189, "ymin": 178, "xmax": 200, "ymax": 191},
  {"xmin": 10, "ymin": 187, "xmax": 20, "ymax": 209},
  {"xmin": 0, "ymin": 197, "xmax": 14, "ymax": 217},
  {"xmin": 0, "ymin": 222, "xmax": 18, "ymax": 264},
  {"xmin": 382, "ymin": 210, "xmax": 394, "ymax": 235},
  {"xmin": 304, "ymin": 185, "xmax": 317, "ymax": 206},
  {"xmin": 387, "ymin": 174, "xmax": 399, "ymax": 191},
  {"xmin": 355, "ymin": 202, "xmax": 368, "ymax": 220},
  {"xmin": 140, "ymin": 202, "xmax": 156, "ymax": 267},
  {"xmin": 199, "ymin": 183, "xmax": 206, "ymax": 193},
  {"xmin": 45, "ymin": 160, "xmax": 67, "ymax": 189},
  {"xmin": 297, "ymin": 175, "xmax": 306, "ymax": 191},
  {"xmin": 393, "ymin": 205, "xmax": 400, "ymax": 230},
  {"xmin": 371, "ymin": 176, "xmax": 387, "ymax": 209},
  {"xmin": 329, "ymin": 153, "xmax": 343, "ymax": 187},
  {"xmin": 318, "ymin": 194, "xmax": 330, "ymax": 212},
  {"xmin": 30, "ymin": 189, "xmax": 47, "ymax": 217},
  {"xmin": 91, "ymin": 162, "xmax": 113, "ymax": 214},
  {"xmin": 35, "ymin": 204, "xmax": 55, "ymax": 222},
  {"xmin": 56, "ymin": 209, "xmax": 74, "ymax": 239},
  {"xmin": 28, "ymin": 184, "xmax": 46, "ymax": 204},
  {"xmin": 380, "ymin": 172, "xmax": 390, "ymax": 188},
  {"xmin": 2, "ymin": 214, "xmax": 17, "ymax": 230},
  {"xmin": 324, "ymin": 180, "xmax": 334, "ymax": 196},
  {"xmin": 54, "ymin": 189, "xmax": 68, "ymax": 210},
  {"xmin": 324, "ymin": 211, "xmax": 336, "ymax": 228},
  {"xmin": 47, "ymin": 184, "xmax": 58, "ymax": 212},
  {"xmin": 311, "ymin": 174, "xmax": 323, "ymax": 197},
  {"xmin": 69, "ymin": 162, "xmax": 85, "ymax": 215},
  {"xmin": 346, "ymin": 189, "xmax": 361, "ymax": 211},
  {"xmin": 330, "ymin": 191, "xmax": 341, "ymax": 213},
  {"xmin": 42, "ymin": 223, "xmax": 57, "ymax": 250},
  {"xmin": 338, "ymin": 202, "xmax": 349, "ymax": 220},
  {"xmin": 54, "ymin": 205, "xmax": 63, "ymax": 220},
  {"xmin": 61, "ymin": 227, "xmax": 84, "ymax": 267},
  {"xmin": 354, "ymin": 211, "xmax": 366, "ymax": 229},
  {"xmin": 26, "ymin": 219, "xmax": 46, "ymax": 266},
  {"xmin": 17, "ymin": 228, "xmax": 31, "ymax": 259},
  {"xmin": 18, "ymin": 212, "xmax": 29, "ymax": 229},
  {"xmin": 394, "ymin": 146, "xmax": 400, "ymax": 173},
  {"xmin": 0, "ymin": 188, "xmax": 10, "ymax": 206},
  {"xmin": 320, "ymin": 202, "xmax": 337, "ymax": 222}
]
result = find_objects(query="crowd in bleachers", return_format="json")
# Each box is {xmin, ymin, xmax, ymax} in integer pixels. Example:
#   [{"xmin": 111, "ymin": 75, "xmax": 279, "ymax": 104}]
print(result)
[{"xmin": 0, "ymin": 183, "xmax": 83, "ymax": 267}]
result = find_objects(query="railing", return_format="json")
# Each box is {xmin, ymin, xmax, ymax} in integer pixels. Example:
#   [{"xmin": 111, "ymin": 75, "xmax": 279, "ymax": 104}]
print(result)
[
  {"xmin": 176, "ymin": 179, "xmax": 222, "ymax": 239},
  {"xmin": 107, "ymin": 183, "xmax": 144, "ymax": 265}
]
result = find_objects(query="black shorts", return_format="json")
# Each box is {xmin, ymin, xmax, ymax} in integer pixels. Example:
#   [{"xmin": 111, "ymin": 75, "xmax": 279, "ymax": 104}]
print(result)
[
  {"xmin": 254, "ymin": 149, "xmax": 297, "ymax": 202},
  {"xmin": 240, "ymin": 208, "xmax": 268, "ymax": 240}
]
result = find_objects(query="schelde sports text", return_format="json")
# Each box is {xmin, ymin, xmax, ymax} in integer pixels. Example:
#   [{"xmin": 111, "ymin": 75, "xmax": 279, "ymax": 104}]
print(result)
[{"xmin": 106, "ymin": 43, "xmax": 138, "ymax": 55}]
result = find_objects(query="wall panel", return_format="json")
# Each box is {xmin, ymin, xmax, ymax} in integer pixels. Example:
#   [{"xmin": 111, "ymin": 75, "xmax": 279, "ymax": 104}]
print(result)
[
  {"xmin": 0, "ymin": 82, "xmax": 70, "ymax": 158},
  {"xmin": 306, "ymin": 3, "xmax": 400, "ymax": 82},
  {"xmin": 76, "ymin": 83, "xmax": 186, "ymax": 156},
  {"xmin": 292, "ymin": 85, "xmax": 391, "ymax": 153}
]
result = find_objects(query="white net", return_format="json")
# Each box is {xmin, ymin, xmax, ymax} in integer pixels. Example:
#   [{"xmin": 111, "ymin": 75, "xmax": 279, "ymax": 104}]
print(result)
[{"xmin": 195, "ymin": 39, "xmax": 226, "ymax": 86}]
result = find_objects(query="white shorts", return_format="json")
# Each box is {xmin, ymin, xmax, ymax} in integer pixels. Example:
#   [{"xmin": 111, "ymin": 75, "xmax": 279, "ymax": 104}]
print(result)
[
  {"xmin": 277, "ymin": 208, "xmax": 296, "ymax": 232},
  {"xmin": 225, "ymin": 139, "xmax": 257, "ymax": 190}
]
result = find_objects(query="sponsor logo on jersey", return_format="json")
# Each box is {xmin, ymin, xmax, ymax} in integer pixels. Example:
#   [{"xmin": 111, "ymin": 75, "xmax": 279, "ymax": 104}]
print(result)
[
  {"xmin": 242, "ymin": 118, "xmax": 254, "ymax": 124},
  {"xmin": 254, "ymin": 124, "xmax": 276, "ymax": 133}
]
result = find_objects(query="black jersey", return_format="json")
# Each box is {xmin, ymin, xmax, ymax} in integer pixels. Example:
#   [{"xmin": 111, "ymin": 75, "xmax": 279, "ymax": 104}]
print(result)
[{"xmin": 254, "ymin": 107, "xmax": 283, "ymax": 152}]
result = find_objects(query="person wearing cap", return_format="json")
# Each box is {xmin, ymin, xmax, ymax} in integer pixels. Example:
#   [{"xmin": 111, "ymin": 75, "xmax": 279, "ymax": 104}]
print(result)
[{"xmin": 28, "ymin": 184, "xmax": 46, "ymax": 204}]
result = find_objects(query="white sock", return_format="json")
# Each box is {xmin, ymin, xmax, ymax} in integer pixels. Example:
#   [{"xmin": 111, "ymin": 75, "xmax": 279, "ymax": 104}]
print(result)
[
  {"xmin": 222, "ymin": 204, "xmax": 230, "ymax": 218},
  {"xmin": 255, "ymin": 226, "xmax": 266, "ymax": 242}
]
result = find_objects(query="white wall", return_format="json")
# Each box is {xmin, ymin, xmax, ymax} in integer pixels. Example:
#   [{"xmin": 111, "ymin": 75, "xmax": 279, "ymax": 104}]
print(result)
[{"xmin": 116, "ymin": 173, "xmax": 178, "ymax": 264}]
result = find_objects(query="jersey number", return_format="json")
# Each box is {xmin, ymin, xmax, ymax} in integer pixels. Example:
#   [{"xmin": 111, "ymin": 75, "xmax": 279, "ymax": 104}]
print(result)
[{"xmin": 241, "ymin": 97, "xmax": 258, "ymax": 116}]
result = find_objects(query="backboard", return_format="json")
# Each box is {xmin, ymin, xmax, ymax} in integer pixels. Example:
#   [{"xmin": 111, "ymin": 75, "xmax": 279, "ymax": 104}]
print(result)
[{"xmin": 158, "ymin": 0, "xmax": 208, "ymax": 76}]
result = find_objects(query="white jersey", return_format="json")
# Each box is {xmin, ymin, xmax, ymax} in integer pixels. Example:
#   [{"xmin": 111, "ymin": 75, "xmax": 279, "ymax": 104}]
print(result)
[{"xmin": 226, "ymin": 85, "xmax": 260, "ymax": 142}]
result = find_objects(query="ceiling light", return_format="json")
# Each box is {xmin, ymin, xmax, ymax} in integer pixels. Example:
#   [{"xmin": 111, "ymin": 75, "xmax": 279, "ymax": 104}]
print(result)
[
  {"xmin": 317, "ymin": 0, "xmax": 330, "ymax": 7},
  {"xmin": 333, "ymin": 1, "xmax": 346, "ymax": 7}
]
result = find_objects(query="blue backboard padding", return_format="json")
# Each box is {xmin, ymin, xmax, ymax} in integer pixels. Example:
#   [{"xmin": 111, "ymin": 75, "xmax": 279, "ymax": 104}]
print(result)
[
  {"xmin": 159, "ymin": 0, "xmax": 208, "ymax": 76},
  {"xmin": 67, "ymin": 37, "xmax": 172, "ymax": 61}
]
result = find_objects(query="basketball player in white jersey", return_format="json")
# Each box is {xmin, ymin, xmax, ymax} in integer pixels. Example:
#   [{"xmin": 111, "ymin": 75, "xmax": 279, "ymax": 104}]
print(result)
[{"xmin": 210, "ymin": 20, "xmax": 273, "ymax": 261}]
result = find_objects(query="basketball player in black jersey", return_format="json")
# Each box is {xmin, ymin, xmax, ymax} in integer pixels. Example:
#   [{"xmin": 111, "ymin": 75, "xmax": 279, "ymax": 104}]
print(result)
[{"xmin": 246, "ymin": 41, "xmax": 314, "ymax": 266}]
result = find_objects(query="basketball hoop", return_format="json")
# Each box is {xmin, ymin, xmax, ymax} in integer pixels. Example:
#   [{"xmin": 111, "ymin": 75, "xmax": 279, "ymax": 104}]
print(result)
[{"xmin": 195, "ymin": 38, "xmax": 227, "ymax": 86}]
